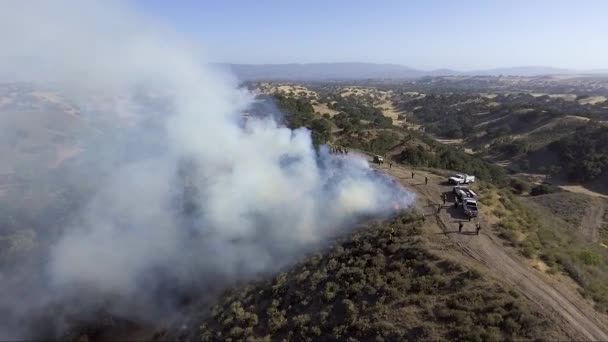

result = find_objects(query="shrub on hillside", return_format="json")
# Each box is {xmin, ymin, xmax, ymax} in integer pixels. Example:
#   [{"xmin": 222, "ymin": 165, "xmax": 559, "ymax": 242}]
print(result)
[
  {"xmin": 509, "ymin": 178, "xmax": 531, "ymax": 195},
  {"xmin": 497, "ymin": 140, "xmax": 529, "ymax": 157},
  {"xmin": 549, "ymin": 125, "xmax": 608, "ymax": 182},
  {"xmin": 530, "ymin": 184, "xmax": 558, "ymax": 196},
  {"xmin": 199, "ymin": 212, "xmax": 556, "ymax": 341}
]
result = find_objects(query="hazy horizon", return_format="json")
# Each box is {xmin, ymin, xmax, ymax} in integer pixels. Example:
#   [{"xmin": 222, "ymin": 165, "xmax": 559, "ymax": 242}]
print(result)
[
  {"xmin": 133, "ymin": 0, "xmax": 608, "ymax": 71},
  {"xmin": 222, "ymin": 62, "xmax": 607, "ymax": 73}
]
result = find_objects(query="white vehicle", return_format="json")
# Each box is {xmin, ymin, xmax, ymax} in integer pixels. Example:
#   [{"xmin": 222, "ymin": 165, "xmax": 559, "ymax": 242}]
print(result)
[
  {"xmin": 462, "ymin": 198, "xmax": 479, "ymax": 218},
  {"xmin": 453, "ymin": 185, "xmax": 477, "ymax": 199},
  {"xmin": 448, "ymin": 173, "xmax": 476, "ymax": 185},
  {"xmin": 373, "ymin": 155, "xmax": 384, "ymax": 164}
]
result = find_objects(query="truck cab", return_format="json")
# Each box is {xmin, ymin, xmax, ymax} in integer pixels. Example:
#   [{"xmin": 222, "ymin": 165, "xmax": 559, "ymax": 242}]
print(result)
[{"xmin": 462, "ymin": 198, "xmax": 478, "ymax": 218}]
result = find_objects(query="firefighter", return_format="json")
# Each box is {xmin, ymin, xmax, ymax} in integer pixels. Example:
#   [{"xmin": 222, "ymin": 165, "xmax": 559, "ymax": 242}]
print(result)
[
  {"xmin": 442, "ymin": 194, "xmax": 447, "ymax": 205},
  {"xmin": 476, "ymin": 222, "xmax": 481, "ymax": 235},
  {"xmin": 437, "ymin": 204, "xmax": 441, "ymax": 214},
  {"xmin": 411, "ymin": 171, "xmax": 415, "ymax": 179},
  {"xmin": 389, "ymin": 227, "xmax": 395, "ymax": 242},
  {"xmin": 389, "ymin": 162, "xmax": 392, "ymax": 168},
  {"xmin": 458, "ymin": 221, "xmax": 463, "ymax": 233},
  {"xmin": 425, "ymin": 176, "xmax": 428, "ymax": 185}
]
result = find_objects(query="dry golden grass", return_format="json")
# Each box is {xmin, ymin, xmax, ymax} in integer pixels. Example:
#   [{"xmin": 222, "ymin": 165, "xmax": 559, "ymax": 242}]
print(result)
[
  {"xmin": 558, "ymin": 185, "xmax": 608, "ymax": 199},
  {"xmin": 257, "ymin": 83, "xmax": 320, "ymax": 99},
  {"xmin": 312, "ymin": 103, "xmax": 339, "ymax": 117},
  {"xmin": 529, "ymin": 257, "xmax": 549, "ymax": 273},
  {"xmin": 579, "ymin": 96, "xmax": 607, "ymax": 105}
]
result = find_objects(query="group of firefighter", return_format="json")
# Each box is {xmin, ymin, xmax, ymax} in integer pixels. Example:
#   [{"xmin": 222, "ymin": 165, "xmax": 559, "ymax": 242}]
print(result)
[
  {"xmin": 329, "ymin": 145, "xmax": 349, "ymax": 154},
  {"xmin": 388, "ymin": 174, "xmax": 481, "ymax": 243}
]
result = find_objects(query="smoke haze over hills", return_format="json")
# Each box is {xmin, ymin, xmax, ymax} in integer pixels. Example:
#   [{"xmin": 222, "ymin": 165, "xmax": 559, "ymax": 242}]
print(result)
[
  {"xmin": 0, "ymin": 1, "xmax": 414, "ymax": 339},
  {"xmin": 224, "ymin": 63, "xmax": 608, "ymax": 81}
]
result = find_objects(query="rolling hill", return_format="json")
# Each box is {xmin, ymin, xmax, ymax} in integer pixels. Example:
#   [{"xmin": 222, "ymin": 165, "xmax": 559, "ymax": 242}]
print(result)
[{"xmin": 221, "ymin": 63, "xmax": 608, "ymax": 81}]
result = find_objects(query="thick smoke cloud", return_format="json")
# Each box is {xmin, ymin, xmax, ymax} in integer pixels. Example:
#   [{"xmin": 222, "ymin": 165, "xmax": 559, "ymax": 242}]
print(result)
[{"xmin": 0, "ymin": 1, "xmax": 414, "ymax": 339}]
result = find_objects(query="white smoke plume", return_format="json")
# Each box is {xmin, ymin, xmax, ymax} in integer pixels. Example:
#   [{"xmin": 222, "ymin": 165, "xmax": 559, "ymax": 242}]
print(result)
[{"xmin": 0, "ymin": 1, "xmax": 414, "ymax": 339}]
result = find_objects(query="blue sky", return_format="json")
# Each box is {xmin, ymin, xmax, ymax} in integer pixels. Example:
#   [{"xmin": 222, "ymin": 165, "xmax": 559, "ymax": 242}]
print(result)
[{"xmin": 132, "ymin": 0, "xmax": 607, "ymax": 70}]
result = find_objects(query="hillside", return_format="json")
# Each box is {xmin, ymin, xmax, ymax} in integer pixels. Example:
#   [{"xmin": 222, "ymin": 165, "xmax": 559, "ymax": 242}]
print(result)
[
  {"xmin": 5, "ymin": 0, "xmax": 608, "ymax": 340},
  {"xmin": 4, "ymin": 79, "xmax": 608, "ymax": 341},
  {"xmin": 256, "ymin": 80, "xmax": 608, "ymax": 197},
  {"xmin": 132, "ymin": 84, "xmax": 608, "ymax": 341},
  {"xmin": 195, "ymin": 213, "xmax": 563, "ymax": 341},
  {"xmin": 152, "ymin": 162, "xmax": 608, "ymax": 342}
]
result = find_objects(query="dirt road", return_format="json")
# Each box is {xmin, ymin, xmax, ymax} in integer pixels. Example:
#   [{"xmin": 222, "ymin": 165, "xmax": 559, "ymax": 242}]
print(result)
[
  {"xmin": 379, "ymin": 162, "xmax": 608, "ymax": 341},
  {"xmin": 579, "ymin": 198, "xmax": 607, "ymax": 243},
  {"xmin": 559, "ymin": 185, "xmax": 608, "ymax": 200}
]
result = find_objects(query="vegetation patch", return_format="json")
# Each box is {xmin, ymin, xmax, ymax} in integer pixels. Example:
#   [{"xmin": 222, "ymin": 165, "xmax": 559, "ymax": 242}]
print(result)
[
  {"xmin": 549, "ymin": 124, "xmax": 608, "ymax": 182},
  {"xmin": 600, "ymin": 204, "xmax": 608, "ymax": 246},
  {"xmin": 528, "ymin": 192, "xmax": 591, "ymax": 227},
  {"xmin": 398, "ymin": 136, "xmax": 507, "ymax": 186},
  {"xmin": 199, "ymin": 212, "xmax": 555, "ymax": 341},
  {"xmin": 484, "ymin": 187, "xmax": 608, "ymax": 313},
  {"xmin": 273, "ymin": 94, "xmax": 332, "ymax": 147}
]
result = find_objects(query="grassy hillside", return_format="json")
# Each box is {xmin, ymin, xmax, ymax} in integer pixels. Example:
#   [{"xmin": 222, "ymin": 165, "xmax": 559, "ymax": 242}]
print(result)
[
  {"xmin": 197, "ymin": 212, "xmax": 560, "ymax": 342},
  {"xmin": 505, "ymin": 123, "xmax": 608, "ymax": 181},
  {"xmin": 547, "ymin": 124, "xmax": 608, "ymax": 182},
  {"xmin": 481, "ymin": 187, "xmax": 608, "ymax": 313},
  {"xmin": 262, "ymin": 82, "xmax": 608, "ymax": 186},
  {"xmin": 6, "ymin": 80, "xmax": 607, "ymax": 340}
]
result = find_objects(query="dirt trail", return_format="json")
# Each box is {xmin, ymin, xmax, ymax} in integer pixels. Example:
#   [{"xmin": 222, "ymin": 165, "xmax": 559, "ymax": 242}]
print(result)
[
  {"xmin": 579, "ymin": 198, "xmax": 607, "ymax": 243},
  {"xmin": 559, "ymin": 185, "xmax": 608, "ymax": 200},
  {"xmin": 377, "ymin": 162, "xmax": 608, "ymax": 341}
]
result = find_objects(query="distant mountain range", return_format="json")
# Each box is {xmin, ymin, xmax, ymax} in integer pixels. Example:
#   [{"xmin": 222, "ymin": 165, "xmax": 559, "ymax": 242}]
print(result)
[{"xmin": 220, "ymin": 63, "xmax": 608, "ymax": 81}]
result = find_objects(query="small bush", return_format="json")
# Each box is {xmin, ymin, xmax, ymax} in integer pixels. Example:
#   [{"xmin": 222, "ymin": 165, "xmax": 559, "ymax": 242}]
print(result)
[
  {"xmin": 578, "ymin": 250, "xmax": 601, "ymax": 266},
  {"xmin": 323, "ymin": 282, "xmax": 339, "ymax": 302},
  {"xmin": 509, "ymin": 178, "xmax": 531, "ymax": 195},
  {"xmin": 530, "ymin": 184, "xmax": 558, "ymax": 196}
]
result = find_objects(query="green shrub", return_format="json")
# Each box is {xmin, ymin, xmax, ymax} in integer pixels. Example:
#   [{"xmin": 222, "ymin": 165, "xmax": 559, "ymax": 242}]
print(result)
[
  {"xmin": 292, "ymin": 314, "xmax": 311, "ymax": 328},
  {"xmin": 199, "ymin": 205, "xmax": 556, "ymax": 341},
  {"xmin": 578, "ymin": 250, "xmax": 601, "ymax": 266},
  {"xmin": 530, "ymin": 184, "xmax": 558, "ymax": 196},
  {"xmin": 509, "ymin": 178, "xmax": 531, "ymax": 195},
  {"xmin": 323, "ymin": 282, "xmax": 339, "ymax": 302},
  {"xmin": 266, "ymin": 302, "xmax": 287, "ymax": 332}
]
